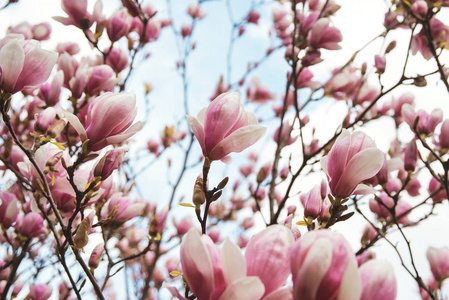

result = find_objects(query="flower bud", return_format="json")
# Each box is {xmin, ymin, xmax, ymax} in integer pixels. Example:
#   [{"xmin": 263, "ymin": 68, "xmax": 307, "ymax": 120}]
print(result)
[
  {"xmin": 427, "ymin": 246, "xmax": 449, "ymax": 282},
  {"xmin": 192, "ymin": 177, "xmax": 205, "ymax": 206},
  {"xmin": 15, "ymin": 212, "xmax": 47, "ymax": 238},
  {"xmin": 0, "ymin": 192, "xmax": 18, "ymax": 228},
  {"xmin": 89, "ymin": 243, "xmax": 104, "ymax": 269},
  {"xmin": 74, "ymin": 216, "xmax": 91, "ymax": 250},
  {"xmin": 181, "ymin": 24, "xmax": 192, "ymax": 37},
  {"xmin": 404, "ymin": 139, "xmax": 418, "ymax": 172},
  {"xmin": 34, "ymin": 107, "xmax": 57, "ymax": 134},
  {"xmin": 360, "ymin": 259, "xmax": 397, "ymax": 300},
  {"xmin": 107, "ymin": 9, "xmax": 132, "ymax": 42},
  {"xmin": 300, "ymin": 185, "xmax": 321, "ymax": 219},
  {"xmin": 94, "ymin": 147, "xmax": 128, "ymax": 180}
]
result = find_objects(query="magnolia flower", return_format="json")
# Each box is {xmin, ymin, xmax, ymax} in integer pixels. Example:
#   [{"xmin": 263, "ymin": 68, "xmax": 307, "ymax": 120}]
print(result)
[
  {"xmin": 427, "ymin": 246, "xmax": 449, "ymax": 282},
  {"xmin": 402, "ymin": 104, "xmax": 443, "ymax": 136},
  {"xmin": 321, "ymin": 129, "xmax": 384, "ymax": 199},
  {"xmin": 28, "ymin": 283, "xmax": 53, "ymax": 300},
  {"xmin": 186, "ymin": 92, "xmax": 266, "ymax": 163},
  {"xmin": 308, "ymin": 18, "xmax": 342, "ymax": 50},
  {"xmin": 245, "ymin": 225, "xmax": 294, "ymax": 297},
  {"xmin": 0, "ymin": 35, "xmax": 57, "ymax": 94},
  {"xmin": 359, "ymin": 259, "xmax": 397, "ymax": 300},
  {"xmin": 291, "ymin": 229, "xmax": 362, "ymax": 300},
  {"xmin": 180, "ymin": 228, "xmax": 265, "ymax": 300},
  {"xmin": 0, "ymin": 192, "xmax": 18, "ymax": 228},
  {"xmin": 15, "ymin": 212, "xmax": 48, "ymax": 238},
  {"xmin": 64, "ymin": 92, "xmax": 143, "ymax": 151}
]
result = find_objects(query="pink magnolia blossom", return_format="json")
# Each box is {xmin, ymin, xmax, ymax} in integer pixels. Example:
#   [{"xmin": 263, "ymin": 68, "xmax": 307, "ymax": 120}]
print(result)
[
  {"xmin": 427, "ymin": 246, "xmax": 449, "ymax": 282},
  {"xmin": 53, "ymin": 0, "xmax": 91, "ymax": 29},
  {"xmin": 291, "ymin": 229, "xmax": 362, "ymax": 300},
  {"xmin": 246, "ymin": 10, "xmax": 260, "ymax": 24},
  {"xmin": 51, "ymin": 177, "xmax": 80, "ymax": 213},
  {"xmin": 93, "ymin": 147, "xmax": 128, "ymax": 180},
  {"xmin": 106, "ymin": 47, "xmax": 129, "ymax": 73},
  {"xmin": 402, "ymin": 104, "xmax": 443, "ymax": 136},
  {"xmin": 324, "ymin": 66, "xmax": 360, "ymax": 100},
  {"xmin": 64, "ymin": 92, "xmax": 143, "ymax": 151},
  {"xmin": 273, "ymin": 122, "xmax": 298, "ymax": 147},
  {"xmin": 15, "ymin": 212, "xmax": 48, "ymax": 238},
  {"xmin": 246, "ymin": 225, "xmax": 294, "ymax": 297},
  {"xmin": 28, "ymin": 283, "xmax": 53, "ymax": 300},
  {"xmin": 246, "ymin": 78, "xmax": 276, "ymax": 104},
  {"xmin": 181, "ymin": 24, "xmax": 193, "ymax": 37},
  {"xmin": 31, "ymin": 22, "xmax": 52, "ymax": 41},
  {"xmin": 300, "ymin": 185, "xmax": 321, "ymax": 219},
  {"xmin": 428, "ymin": 177, "xmax": 447, "ymax": 203},
  {"xmin": 102, "ymin": 192, "xmax": 146, "ymax": 223},
  {"xmin": 308, "ymin": 18, "xmax": 342, "ymax": 50},
  {"xmin": 210, "ymin": 76, "xmax": 229, "ymax": 101},
  {"xmin": 18, "ymin": 144, "xmax": 69, "ymax": 189},
  {"xmin": 187, "ymin": 3, "xmax": 205, "ymax": 19},
  {"xmin": 173, "ymin": 215, "xmax": 194, "ymax": 236},
  {"xmin": 56, "ymin": 42, "xmax": 80, "ymax": 55},
  {"xmin": 89, "ymin": 243, "xmax": 105, "ymax": 269},
  {"xmin": 404, "ymin": 139, "xmax": 418, "ymax": 171},
  {"xmin": 38, "ymin": 70, "xmax": 63, "ymax": 106},
  {"xmin": 180, "ymin": 228, "xmax": 265, "ymax": 300},
  {"xmin": 411, "ymin": 18, "xmax": 449, "ymax": 60},
  {"xmin": 186, "ymin": 92, "xmax": 266, "ymax": 163},
  {"xmin": 0, "ymin": 191, "xmax": 18, "ymax": 228},
  {"xmin": 321, "ymin": 129, "xmax": 384, "ymax": 199},
  {"xmin": 369, "ymin": 193, "xmax": 394, "ymax": 220},
  {"xmin": 437, "ymin": 119, "xmax": 449, "ymax": 149},
  {"xmin": 359, "ymin": 259, "xmax": 397, "ymax": 300},
  {"xmin": 0, "ymin": 35, "xmax": 57, "ymax": 94},
  {"xmin": 374, "ymin": 55, "xmax": 386, "ymax": 74},
  {"xmin": 34, "ymin": 107, "xmax": 56, "ymax": 134},
  {"xmin": 107, "ymin": 9, "xmax": 132, "ymax": 42}
]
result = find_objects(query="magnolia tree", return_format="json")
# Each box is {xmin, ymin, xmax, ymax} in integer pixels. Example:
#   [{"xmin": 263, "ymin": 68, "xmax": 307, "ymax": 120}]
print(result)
[{"xmin": 0, "ymin": 0, "xmax": 449, "ymax": 299}]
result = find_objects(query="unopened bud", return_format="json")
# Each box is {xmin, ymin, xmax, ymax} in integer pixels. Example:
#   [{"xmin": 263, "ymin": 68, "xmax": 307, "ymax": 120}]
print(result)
[
  {"xmin": 192, "ymin": 177, "xmax": 205, "ymax": 206},
  {"xmin": 413, "ymin": 76, "xmax": 427, "ymax": 87},
  {"xmin": 89, "ymin": 243, "xmax": 104, "ymax": 269},
  {"xmin": 149, "ymin": 215, "xmax": 158, "ymax": 237},
  {"xmin": 385, "ymin": 40, "xmax": 396, "ymax": 54},
  {"xmin": 48, "ymin": 119, "xmax": 67, "ymax": 138},
  {"xmin": 211, "ymin": 190, "xmax": 222, "ymax": 202},
  {"xmin": 217, "ymin": 177, "xmax": 229, "ymax": 190},
  {"xmin": 74, "ymin": 217, "xmax": 91, "ymax": 250}
]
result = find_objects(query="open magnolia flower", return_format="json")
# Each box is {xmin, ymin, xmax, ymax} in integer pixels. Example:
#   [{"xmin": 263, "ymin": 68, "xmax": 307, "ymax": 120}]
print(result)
[
  {"xmin": 186, "ymin": 92, "xmax": 266, "ymax": 163},
  {"xmin": 64, "ymin": 92, "xmax": 143, "ymax": 151},
  {"xmin": 321, "ymin": 129, "xmax": 384, "ymax": 199},
  {"xmin": 0, "ymin": 34, "xmax": 57, "ymax": 94}
]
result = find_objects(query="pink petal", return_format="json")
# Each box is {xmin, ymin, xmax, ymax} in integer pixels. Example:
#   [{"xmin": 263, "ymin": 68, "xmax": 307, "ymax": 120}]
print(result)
[
  {"xmin": 0, "ymin": 40, "xmax": 24, "ymax": 92},
  {"xmin": 337, "ymin": 257, "xmax": 362, "ymax": 300},
  {"xmin": 105, "ymin": 121, "xmax": 143, "ymax": 145},
  {"xmin": 180, "ymin": 229, "xmax": 215, "ymax": 300},
  {"xmin": 13, "ymin": 48, "xmax": 57, "ymax": 93},
  {"xmin": 326, "ymin": 129, "xmax": 351, "ymax": 185},
  {"xmin": 293, "ymin": 238, "xmax": 332, "ymax": 299},
  {"xmin": 221, "ymin": 239, "xmax": 246, "ymax": 283},
  {"xmin": 204, "ymin": 92, "xmax": 243, "ymax": 152},
  {"xmin": 218, "ymin": 277, "xmax": 265, "ymax": 300},
  {"xmin": 186, "ymin": 114, "xmax": 206, "ymax": 155},
  {"xmin": 209, "ymin": 125, "xmax": 266, "ymax": 161},
  {"xmin": 246, "ymin": 225, "xmax": 294, "ymax": 296},
  {"xmin": 262, "ymin": 286, "xmax": 292, "ymax": 300},
  {"xmin": 333, "ymin": 148, "xmax": 384, "ymax": 198},
  {"xmin": 63, "ymin": 110, "xmax": 87, "ymax": 141}
]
